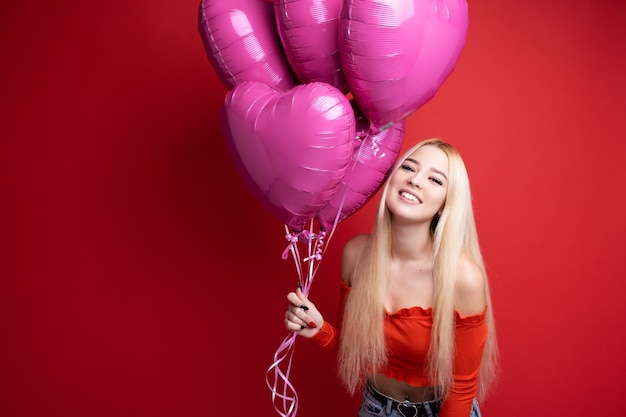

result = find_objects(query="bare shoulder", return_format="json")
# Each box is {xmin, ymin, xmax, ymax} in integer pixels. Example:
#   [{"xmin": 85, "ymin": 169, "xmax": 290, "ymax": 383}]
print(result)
[
  {"xmin": 341, "ymin": 234, "xmax": 370, "ymax": 286},
  {"xmin": 454, "ymin": 253, "xmax": 487, "ymax": 317}
]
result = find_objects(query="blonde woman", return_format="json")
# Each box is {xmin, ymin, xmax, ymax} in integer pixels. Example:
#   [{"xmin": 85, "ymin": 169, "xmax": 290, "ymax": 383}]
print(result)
[{"xmin": 285, "ymin": 139, "xmax": 498, "ymax": 417}]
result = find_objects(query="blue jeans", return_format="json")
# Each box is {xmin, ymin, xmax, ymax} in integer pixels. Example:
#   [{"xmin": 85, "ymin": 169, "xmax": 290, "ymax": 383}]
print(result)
[{"xmin": 358, "ymin": 381, "xmax": 482, "ymax": 417}]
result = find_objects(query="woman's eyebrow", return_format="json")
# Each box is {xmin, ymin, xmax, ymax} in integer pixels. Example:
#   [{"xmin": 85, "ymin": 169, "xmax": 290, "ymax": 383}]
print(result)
[{"xmin": 431, "ymin": 168, "xmax": 448, "ymax": 180}]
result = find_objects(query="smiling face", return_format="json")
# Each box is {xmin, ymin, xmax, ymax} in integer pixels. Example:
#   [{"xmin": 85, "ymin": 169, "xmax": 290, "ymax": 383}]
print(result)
[{"xmin": 385, "ymin": 144, "xmax": 449, "ymax": 224}]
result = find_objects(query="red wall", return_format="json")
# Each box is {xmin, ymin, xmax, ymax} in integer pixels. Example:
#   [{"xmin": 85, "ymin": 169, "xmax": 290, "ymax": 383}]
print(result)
[{"xmin": 1, "ymin": 0, "xmax": 625, "ymax": 416}]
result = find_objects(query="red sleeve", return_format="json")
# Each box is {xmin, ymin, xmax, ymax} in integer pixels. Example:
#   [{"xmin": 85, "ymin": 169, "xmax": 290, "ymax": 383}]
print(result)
[
  {"xmin": 309, "ymin": 280, "xmax": 349, "ymax": 352},
  {"xmin": 439, "ymin": 309, "xmax": 487, "ymax": 417}
]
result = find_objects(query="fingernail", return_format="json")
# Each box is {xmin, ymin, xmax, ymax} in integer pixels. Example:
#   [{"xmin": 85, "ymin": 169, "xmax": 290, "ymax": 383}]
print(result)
[
  {"xmin": 300, "ymin": 305, "xmax": 309, "ymax": 311},
  {"xmin": 309, "ymin": 321, "xmax": 317, "ymax": 329}
]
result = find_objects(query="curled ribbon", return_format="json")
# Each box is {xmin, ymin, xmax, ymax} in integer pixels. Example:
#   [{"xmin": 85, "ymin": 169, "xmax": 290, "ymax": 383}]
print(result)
[
  {"xmin": 266, "ymin": 332, "xmax": 299, "ymax": 417},
  {"xmin": 304, "ymin": 231, "xmax": 326, "ymax": 263},
  {"xmin": 268, "ymin": 224, "xmax": 331, "ymax": 417}
]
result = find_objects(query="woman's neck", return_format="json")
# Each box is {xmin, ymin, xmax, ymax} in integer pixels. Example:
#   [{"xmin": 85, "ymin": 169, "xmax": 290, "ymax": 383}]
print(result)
[{"xmin": 389, "ymin": 221, "xmax": 433, "ymax": 262}]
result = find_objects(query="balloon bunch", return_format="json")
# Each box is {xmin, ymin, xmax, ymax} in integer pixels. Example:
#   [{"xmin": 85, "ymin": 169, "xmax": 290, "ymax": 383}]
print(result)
[{"xmin": 198, "ymin": 1, "xmax": 468, "ymax": 415}]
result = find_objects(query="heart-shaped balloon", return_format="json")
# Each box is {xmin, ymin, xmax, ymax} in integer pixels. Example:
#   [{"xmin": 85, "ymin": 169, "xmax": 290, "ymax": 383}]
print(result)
[
  {"xmin": 221, "ymin": 81, "xmax": 356, "ymax": 231},
  {"xmin": 340, "ymin": 0, "xmax": 469, "ymax": 132},
  {"xmin": 317, "ymin": 102, "xmax": 405, "ymax": 231},
  {"xmin": 198, "ymin": 0, "xmax": 297, "ymax": 91},
  {"xmin": 274, "ymin": 0, "xmax": 348, "ymax": 93}
]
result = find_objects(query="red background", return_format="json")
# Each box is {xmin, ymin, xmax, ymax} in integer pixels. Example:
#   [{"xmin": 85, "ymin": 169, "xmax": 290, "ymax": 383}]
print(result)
[{"xmin": 1, "ymin": 0, "xmax": 625, "ymax": 416}]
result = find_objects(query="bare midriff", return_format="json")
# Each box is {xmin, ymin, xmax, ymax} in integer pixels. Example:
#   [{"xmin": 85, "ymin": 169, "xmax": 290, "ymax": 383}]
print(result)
[{"xmin": 368, "ymin": 373, "xmax": 438, "ymax": 402}]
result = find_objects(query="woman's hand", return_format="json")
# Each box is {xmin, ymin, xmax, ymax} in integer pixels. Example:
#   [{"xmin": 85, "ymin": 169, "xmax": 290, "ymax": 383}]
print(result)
[{"xmin": 284, "ymin": 287, "xmax": 324, "ymax": 338}]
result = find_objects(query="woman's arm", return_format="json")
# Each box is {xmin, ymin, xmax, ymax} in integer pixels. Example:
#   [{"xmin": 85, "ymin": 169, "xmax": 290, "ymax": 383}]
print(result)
[
  {"xmin": 284, "ymin": 234, "xmax": 367, "ymax": 349},
  {"xmin": 453, "ymin": 253, "xmax": 487, "ymax": 317},
  {"xmin": 440, "ymin": 310, "xmax": 487, "ymax": 417},
  {"xmin": 440, "ymin": 254, "xmax": 488, "ymax": 417}
]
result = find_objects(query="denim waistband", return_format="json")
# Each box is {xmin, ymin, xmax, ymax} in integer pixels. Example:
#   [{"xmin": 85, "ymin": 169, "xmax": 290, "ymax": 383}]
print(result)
[{"xmin": 365, "ymin": 380, "xmax": 441, "ymax": 417}]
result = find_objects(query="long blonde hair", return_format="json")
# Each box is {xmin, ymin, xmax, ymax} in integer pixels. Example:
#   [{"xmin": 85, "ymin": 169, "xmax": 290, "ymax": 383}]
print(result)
[{"xmin": 338, "ymin": 139, "xmax": 498, "ymax": 400}]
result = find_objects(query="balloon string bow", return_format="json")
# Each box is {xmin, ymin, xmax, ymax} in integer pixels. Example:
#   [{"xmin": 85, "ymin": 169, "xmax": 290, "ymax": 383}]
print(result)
[{"xmin": 281, "ymin": 232, "xmax": 299, "ymax": 260}]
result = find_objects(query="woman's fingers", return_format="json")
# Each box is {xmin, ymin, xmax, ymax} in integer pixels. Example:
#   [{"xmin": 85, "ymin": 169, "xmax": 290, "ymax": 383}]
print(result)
[
  {"xmin": 295, "ymin": 287, "xmax": 314, "ymax": 310},
  {"xmin": 284, "ymin": 302, "xmax": 317, "ymax": 330},
  {"xmin": 286, "ymin": 291, "xmax": 305, "ymax": 308},
  {"xmin": 285, "ymin": 289, "xmax": 320, "ymax": 333}
]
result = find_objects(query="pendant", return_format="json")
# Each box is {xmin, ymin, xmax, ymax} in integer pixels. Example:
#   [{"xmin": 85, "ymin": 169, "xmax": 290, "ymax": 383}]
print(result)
[{"xmin": 398, "ymin": 401, "xmax": 418, "ymax": 417}]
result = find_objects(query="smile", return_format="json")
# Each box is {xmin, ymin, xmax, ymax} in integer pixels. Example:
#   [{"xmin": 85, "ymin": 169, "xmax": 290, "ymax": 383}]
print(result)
[{"xmin": 400, "ymin": 191, "xmax": 421, "ymax": 203}]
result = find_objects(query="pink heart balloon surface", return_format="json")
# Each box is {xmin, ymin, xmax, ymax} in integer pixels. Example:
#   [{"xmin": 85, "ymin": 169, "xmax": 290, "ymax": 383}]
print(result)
[
  {"xmin": 221, "ymin": 81, "xmax": 356, "ymax": 231},
  {"xmin": 317, "ymin": 103, "xmax": 405, "ymax": 231},
  {"xmin": 198, "ymin": 0, "xmax": 297, "ymax": 91},
  {"xmin": 340, "ymin": 0, "xmax": 469, "ymax": 132},
  {"xmin": 274, "ymin": 0, "xmax": 348, "ymax": 93}
]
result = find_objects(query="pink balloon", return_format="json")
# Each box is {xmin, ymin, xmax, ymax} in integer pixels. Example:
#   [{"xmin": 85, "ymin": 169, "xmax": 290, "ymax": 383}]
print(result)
[
  {"xmin": 274, "ymin": 0, "xmax": 348, "ymax": 92},
  {"xmin": 340, "ymin": 0, "xmax": 469, "ymax": 132},
  {"xmin": 317, "ymin": 102, "xmax": 405, "ymax": 231},
  {"xmin": 198, "ymin": 0, "xmax": 298, "ymax": 91},
  {"xmin": 221, "ymin": 81, "xmax": 356, "ymax": 231}
]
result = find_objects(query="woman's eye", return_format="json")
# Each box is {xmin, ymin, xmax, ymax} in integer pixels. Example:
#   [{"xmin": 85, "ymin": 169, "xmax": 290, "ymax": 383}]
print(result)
[
  {"xmin": 430, "ymin": 177, "xmax": 443, "ymax": 185},
  {"xmin": 401, "ymin": 164, "xmax": 415, "ymax": 172}
]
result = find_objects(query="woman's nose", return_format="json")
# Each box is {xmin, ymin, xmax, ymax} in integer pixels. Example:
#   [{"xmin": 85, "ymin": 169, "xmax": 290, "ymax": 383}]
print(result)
[{"xmin": 409, "ymin": 175, "xmax": 421, "ymax": 187}]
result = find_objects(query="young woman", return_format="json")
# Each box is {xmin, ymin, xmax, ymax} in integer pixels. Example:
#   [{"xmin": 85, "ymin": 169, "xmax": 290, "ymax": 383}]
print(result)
[{"xmin": 284, "ymin": 139, "xmax": 498, "ymax": 417}]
